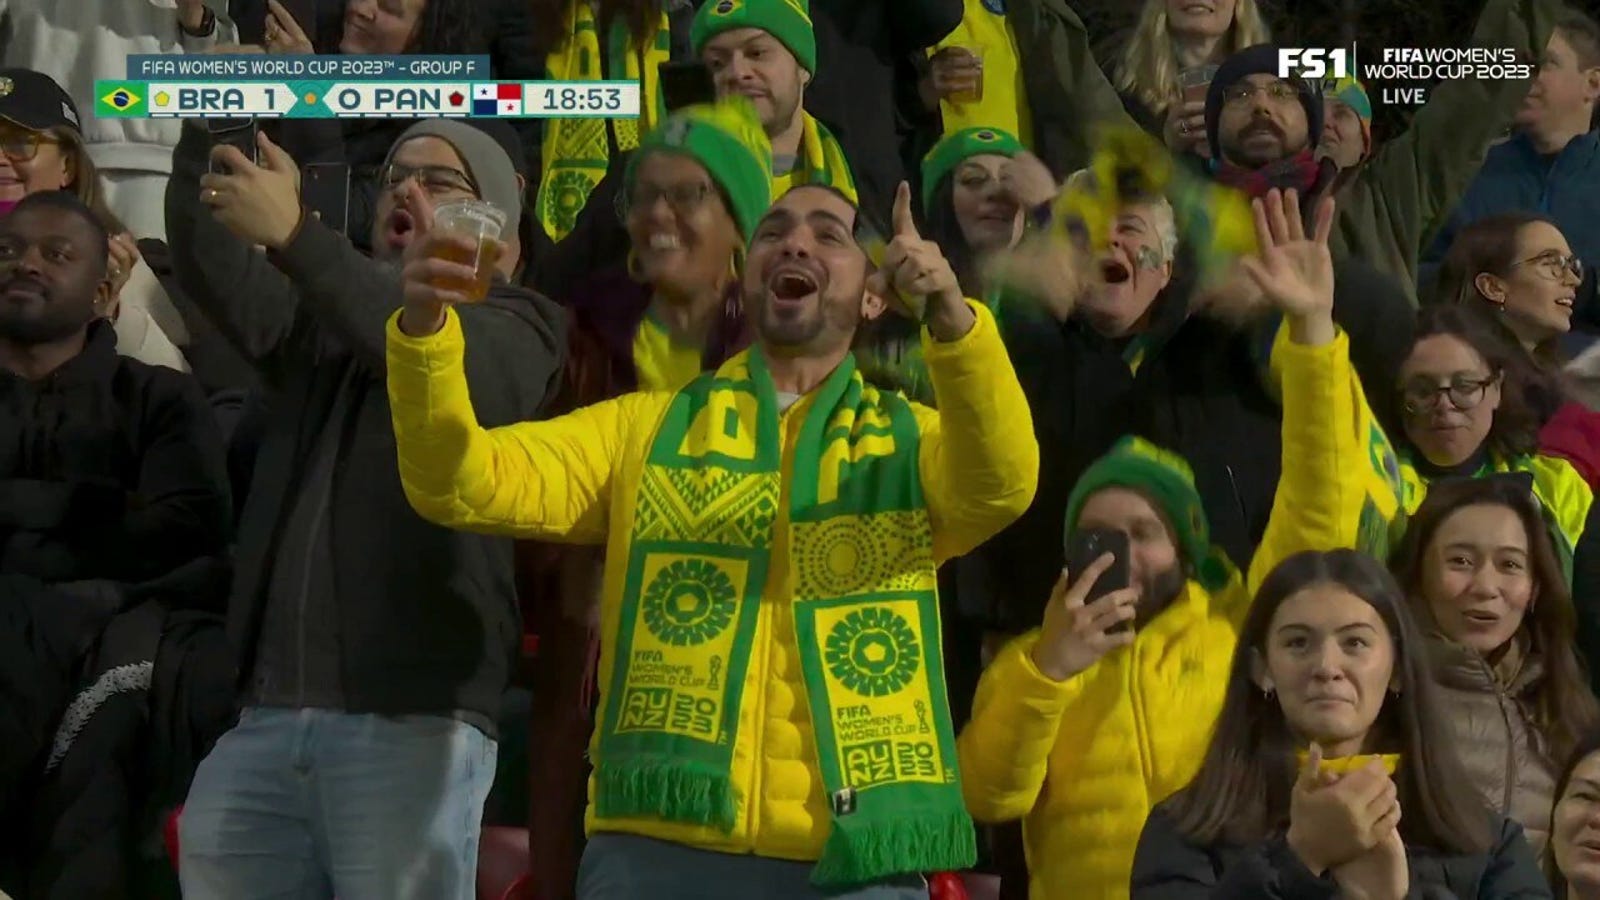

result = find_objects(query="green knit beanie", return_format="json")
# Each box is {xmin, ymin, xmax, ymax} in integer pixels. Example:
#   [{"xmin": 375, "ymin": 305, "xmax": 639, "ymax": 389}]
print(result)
[
  {"xmin": 691, "ymin": 0, "xmax": 817, "ymax": 74},
  {"xmin": 920, "ymin": 127, "xmax": 1025, "ymax": 211},
  {"xmin": 1062, "ymin": 436, "xmax": 1232, "ymax": 592},
  {"xmin": 625, "ymin": 98, "xmax": 774, "ymax": 242}
]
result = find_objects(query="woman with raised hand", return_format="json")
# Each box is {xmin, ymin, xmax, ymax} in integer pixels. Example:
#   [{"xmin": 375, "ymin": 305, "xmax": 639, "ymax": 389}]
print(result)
[{"xmin": 1131, "ymin": 549, "xmax": 1550, "ymax": 898}]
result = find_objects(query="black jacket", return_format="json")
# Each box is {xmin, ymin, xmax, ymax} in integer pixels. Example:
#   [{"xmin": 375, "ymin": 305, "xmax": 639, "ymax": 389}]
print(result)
[
  {"xmin": 0, "ymin": 321, "xmax": 232, "ymax": 593},
  {"xmin": 166, "ymin": 121, "xmax": 564, "ymax": 727},
  {"xmin": 975, "ymin": 261, "xmax": 1414, "ymax": 632},
  {"xmin": 1130, "ymin": 807, "xmax": 1552, "ymax": 899}
]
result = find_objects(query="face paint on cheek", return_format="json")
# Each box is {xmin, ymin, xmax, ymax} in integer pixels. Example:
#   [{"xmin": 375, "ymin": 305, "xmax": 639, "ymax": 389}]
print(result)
[{"xmin": 1134, "ymin": 246, "xmax": 1162, "ymax": 271}]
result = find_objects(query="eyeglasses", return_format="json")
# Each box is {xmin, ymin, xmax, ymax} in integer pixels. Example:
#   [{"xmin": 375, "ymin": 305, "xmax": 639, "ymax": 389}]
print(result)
[
  {"xmin": 1398, "ymin": 375, "xmax": 1497, "ymax": 414},
  {"xmin": 380, "ymin": 163, "xmax": 477, "ymax": 197},
  {"xmin": 1221, "ymin": 81, "xmax": 1300, "ymax": 108},
  {"xmin": 617, "ymin": 182, "xmax": 714, "ymax": 220},
  {"xmin": 0, "ymin": 128, "xmax": 59, "ymax": 161},
  {"xmin": 1513, "ymin": 251, "xmax": 1584, "ymax": 282}
]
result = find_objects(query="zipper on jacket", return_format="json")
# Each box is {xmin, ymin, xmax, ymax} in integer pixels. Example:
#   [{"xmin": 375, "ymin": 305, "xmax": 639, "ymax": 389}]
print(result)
[{"xmin": 1224, "ymin": 465, "xmax": 1249, "ymax": 530}]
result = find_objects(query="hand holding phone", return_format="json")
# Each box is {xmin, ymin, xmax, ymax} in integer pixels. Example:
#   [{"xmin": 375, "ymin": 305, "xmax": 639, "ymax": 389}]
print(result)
[
  {"xmin": 1029, "ymin": 530, "xmax": 1137, "ymax": 681},
  {"xmin": 207, "ymin": 119, "xmax": 259, "ymax": 174}
]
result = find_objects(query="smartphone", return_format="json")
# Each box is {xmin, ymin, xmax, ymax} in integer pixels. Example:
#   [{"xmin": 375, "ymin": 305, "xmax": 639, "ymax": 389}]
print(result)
[
  {"xmin": 208, "ymin": 119, "xmax": 259, "ymax": 173},
  {"xmin": 301, "ymin": 162, "xmax": 351, "ymax": 235},
  {"xmin": 1064, "ymin": 528, "xmax": 1131, "ymax": 630},
  {"xmin": 659, "ymin": 60, "xmax": 717, "ymax": 111}
]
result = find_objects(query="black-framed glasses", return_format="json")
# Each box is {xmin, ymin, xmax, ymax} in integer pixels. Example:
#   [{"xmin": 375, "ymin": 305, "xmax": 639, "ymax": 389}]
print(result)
[
  {"xmin": 1513, "ymin": 250, "xmax": 1584, "ymax": 282},
  {"xmin": 380, "ymin": 163, "xmax": 477, "ymax": 197},
  {"xmin": 1398, "ymin": 374, "xmax": 1497, "ymax": 414},
  {"xmin": 616, "ymin": 182, "xmax": 714, "ymax": 221},
  {"xmin": 1221, "ymin": 81, "xmax": 1300, "ymax": 107},
  {"xmin": 0, "ymin": 127, "xmax": 58, "ymax": 161}
]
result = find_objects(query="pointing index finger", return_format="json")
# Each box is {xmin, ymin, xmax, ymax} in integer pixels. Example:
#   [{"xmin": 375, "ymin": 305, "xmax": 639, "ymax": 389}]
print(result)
[{"xmin": 891, "ymin": 181, "xmax": 918, "ymax": 239}]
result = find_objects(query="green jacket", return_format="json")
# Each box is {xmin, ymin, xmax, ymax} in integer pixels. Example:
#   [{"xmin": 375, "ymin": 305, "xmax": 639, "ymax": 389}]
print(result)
[{"xmin": 1004, "ymin": 0, "xmax": 1562, "ymax": 304}]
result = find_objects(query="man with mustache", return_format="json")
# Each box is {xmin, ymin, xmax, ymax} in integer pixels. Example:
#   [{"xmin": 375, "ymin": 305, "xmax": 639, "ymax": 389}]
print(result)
[
  {"xmin": 0, "ymin": 190, "xmax": 233, "ymax": 896},
  {"xmin": 383, "ymin": 181, "xmax": 1037, "ymax": 899},
  {"xmin": 166, "ymin": 116, "xmax": 564, "ymax": 899},
  {"xmin": 694, "ymin": 0, "xmax": 858, "ymax": 202}
]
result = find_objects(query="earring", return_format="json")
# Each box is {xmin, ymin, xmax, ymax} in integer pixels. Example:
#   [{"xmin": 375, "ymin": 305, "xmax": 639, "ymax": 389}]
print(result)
[
  {"xmin": 1389, "ymin": 687, "xmax": 1401, "ymax": 699},
  {"xmin": 1262, "ymin": 686, "xmax": 1275, "ymax": 700},
  {"xmin": 625, "ymin": 248, "xmax": 644, "ymax": 283}
]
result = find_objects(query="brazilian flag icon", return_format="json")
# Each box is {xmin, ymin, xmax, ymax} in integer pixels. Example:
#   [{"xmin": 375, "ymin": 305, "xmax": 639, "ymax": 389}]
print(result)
[{"xmin": 95, "ymin": 82, "xmax": 143, "ymax": 117}]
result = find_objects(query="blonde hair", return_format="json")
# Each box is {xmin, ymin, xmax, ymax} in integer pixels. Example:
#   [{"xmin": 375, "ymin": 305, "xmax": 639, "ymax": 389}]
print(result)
[
  {"xmin": 49, "ymin": 126, "xmax": 125, "ymax": 234},
  {"xmin": 1113, "ymin": 0, "xmax": 1271, "ymax": 120}
]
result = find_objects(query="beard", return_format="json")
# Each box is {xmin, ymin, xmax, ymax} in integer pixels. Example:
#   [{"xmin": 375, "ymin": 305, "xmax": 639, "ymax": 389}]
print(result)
[
  {"xmin": 0, "ymin": 284, "xmax": 94, "ymax": 346},
  {"xmin": 1133, "ymin": 563, "xmax": 1188, "ymax": 628},
  {"xmin": 1224, "ymin": 120, "xmax": 1291, "ymax": 167}
]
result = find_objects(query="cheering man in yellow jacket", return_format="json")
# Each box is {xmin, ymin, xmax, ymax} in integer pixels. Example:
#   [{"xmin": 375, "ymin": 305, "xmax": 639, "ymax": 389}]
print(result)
[
  {"xmin": 385, "ymin": 175, "xmax": 1037, "ymax": 899},
  {"xmin": 956, "ymin": 189, "xmax": 1349, "ymax": 900}
]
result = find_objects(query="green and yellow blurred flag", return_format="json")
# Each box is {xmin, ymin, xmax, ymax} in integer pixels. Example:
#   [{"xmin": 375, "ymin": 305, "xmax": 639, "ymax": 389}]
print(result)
[{"xmin": 95, "ymin": 82, "xmax": 144, "ymax": 118}]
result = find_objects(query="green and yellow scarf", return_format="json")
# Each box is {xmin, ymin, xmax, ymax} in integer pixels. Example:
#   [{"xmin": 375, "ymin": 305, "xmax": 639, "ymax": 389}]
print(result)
[
  {"xmin": 595, "ymin": 347, "xmax": 975, "ymax": 886},
  {"xmin": 784, "ymin": 112, "xmax": 856, "ymax": 201},
  {"xmin": 537, "ymin": 2, "xmax": 671, "ymax": 241}
]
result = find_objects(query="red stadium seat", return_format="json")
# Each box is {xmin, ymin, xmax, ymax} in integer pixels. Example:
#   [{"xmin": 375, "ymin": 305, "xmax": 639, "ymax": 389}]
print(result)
[{"xmin": 477, "ymin": 825, "xmax": 531, "ymax": 900}]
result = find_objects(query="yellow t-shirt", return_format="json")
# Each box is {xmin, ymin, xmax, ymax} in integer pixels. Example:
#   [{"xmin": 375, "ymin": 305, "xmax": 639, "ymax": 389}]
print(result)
[
  {"xmin": 631, "ymin": 313, "xmax": 704, "ymax": 393},
  {"xmin": 933, "ymin": 0, "xmax": 1032, "ymax": 146}
]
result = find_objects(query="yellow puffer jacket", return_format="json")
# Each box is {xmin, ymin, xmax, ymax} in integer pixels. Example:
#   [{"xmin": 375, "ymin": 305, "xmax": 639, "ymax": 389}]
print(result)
[
  {"xmin": 1265, "ymin": 326, "xmax": 1593, "ymax": 583},
  {"xmin": 956, "ymin": 328, "xmax": 1374, "ymax": 900},
  {"xmin": 385, "ymin": 302, "xmax": 1038, "ymax": 862}
]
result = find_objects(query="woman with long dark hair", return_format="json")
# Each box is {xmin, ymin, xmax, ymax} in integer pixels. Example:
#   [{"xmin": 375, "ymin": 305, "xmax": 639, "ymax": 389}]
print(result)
[
  {"xmin": 1133, "ymin": 550, "xmax": 1548, "ymax": 897},
  {"xmin": 1389, "ymin": 476, "xmax": 1600, "ymax": 857}
]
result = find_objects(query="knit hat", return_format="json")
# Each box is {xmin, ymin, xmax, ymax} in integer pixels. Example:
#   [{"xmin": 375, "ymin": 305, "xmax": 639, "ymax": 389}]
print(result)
[
  {"xmin": 919, "ymin": 127, "xmax": 1025, "ymax": 210},
  {"xmin": 692, "ymin": 0, "xmax": 817, "ymax": 74},
  {"xmin": 1062, "ymin": 436, "xmax": 1232, "ymax": 592},
  {"xmin": 1205, "ymin": 44, "xmax": 1324, "ymax": 162},
  {"xmin": 386, "ymin": 119, "xmax": 524, "ymax": 225},
  {"xmin": 625, "ymin": 98, "xmax": 774, "ymax": 241},
  {"xmin": 1326, "ymin": 76, "xmax": 1373, "ymax": 160}
]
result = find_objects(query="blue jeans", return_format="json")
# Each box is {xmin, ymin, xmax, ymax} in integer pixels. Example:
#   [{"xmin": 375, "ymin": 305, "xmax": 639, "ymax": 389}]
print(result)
[{"xmin": 179, "ymin": 707, "xmax": 497, "ymax": 900}]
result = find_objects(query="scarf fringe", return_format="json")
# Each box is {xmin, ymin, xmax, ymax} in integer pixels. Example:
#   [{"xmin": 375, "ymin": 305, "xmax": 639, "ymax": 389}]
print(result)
[
  {"xmin": 593, "ymin": 759, "xmax": 738, "ymax": 832},
  {"xmin": 809, "ymin": 806, "xmax": 976, "ymax": 889}
]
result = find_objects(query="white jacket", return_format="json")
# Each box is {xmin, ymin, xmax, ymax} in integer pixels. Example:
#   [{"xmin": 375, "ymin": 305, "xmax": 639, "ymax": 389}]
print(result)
[{"xmin": 0, "ymin": 0, "xmax": 237, "ymax": 176}]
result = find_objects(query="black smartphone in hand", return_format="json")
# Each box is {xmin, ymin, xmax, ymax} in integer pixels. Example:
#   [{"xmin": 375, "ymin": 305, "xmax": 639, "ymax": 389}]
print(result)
[
  {"xmin": 1064, "ymin": 528, "xmax": 1132, "ymax": 631},
  {"xmin": 300, "ymin": 162, "xmax": 351, "ymax": 235},
  {"xmin": 208, "ymin": 119, "xmax": 259, "ymax": 173}
]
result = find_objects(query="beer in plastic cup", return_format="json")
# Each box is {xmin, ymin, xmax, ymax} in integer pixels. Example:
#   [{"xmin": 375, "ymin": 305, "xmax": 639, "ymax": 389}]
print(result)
[
  {"xmin": 952, "ymin": 46, "xmax": 985, "ymax": 104},
  {"xmin": 430, "ymin": 199, "xmax": 507, "ymax": 303},
  {"xmin": 1178, "ymin": 64, "xmax": 1219, "ymax": 105}
]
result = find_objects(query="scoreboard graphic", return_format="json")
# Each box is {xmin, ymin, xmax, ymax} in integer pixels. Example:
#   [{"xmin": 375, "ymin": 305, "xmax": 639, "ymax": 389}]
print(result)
[{"xmin": 95, "ymin": 54, "xmax": 642, "ymax": 119}]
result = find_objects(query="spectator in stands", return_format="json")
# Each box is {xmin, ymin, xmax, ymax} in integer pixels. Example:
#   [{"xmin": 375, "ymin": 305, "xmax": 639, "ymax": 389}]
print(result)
[
  {"xmin": 0, "ymin": 190, "xmax": 233, "ymax": 898},
  {"xmin": 1131, "ymin": 550, "xmax": 1549, "ymax": 897},
  {"xmin": 1317, "ymin": 77, "xmax": 1374, "ymax": 171},
  {"xmin": 385, "ymin": 181, "xmax": 1037, "ymax": 898},
  {"xmin": 1200, "ymin": 1, "xmax": 1560, "ymax": 303},
  {"xmin": 1114, "ymin": 0, "xmax": 1271, "ymax": 160},
  {"xmin": 1423, "ymin": 8, "xmax": 1600, "ymax": 336},
  {"xmin": 255, "ymin": 0, "xmax": 488, "ymax": 254},
  {"xmin": 521, "ymin": 99, "xmax": 769, "ymax": 900},
  {"xmin": 0, "ymin": 68, "xmax": 190, "ymax": 371},
  {"xmin": 1549, "ymin": 731, "xmax": 1600, "ymax": 895},
  {"xmin": 1387, "ymin": 476, "xmax": 1600, "ymax": 858},
  {"xmin": 1435, "ymin": 213, "xmax": 1600, "ymax": 492},
  {"xmin": 0, "ymin": 1, "xmax": 236, "ymax": 240},
  {"xmin": 166, "ymin": 114, "xmax": 562, "ymax": 899},
  {"xmin": 696, "ymin": 0, "xmax": 857, "ymax": 202},
  {"xmin": 957, "ymin": 424, "xmax": 1330, "ymax": 899}
]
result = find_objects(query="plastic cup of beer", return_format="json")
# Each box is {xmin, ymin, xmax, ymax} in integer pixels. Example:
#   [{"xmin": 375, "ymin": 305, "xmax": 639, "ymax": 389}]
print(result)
[
  {"xmin": 1178, "ymin": 64, "xmax": 1219, "ymax": 105},
  {"xmin": 952, "ymin": 46, "xmax": 985, "ymax": 103},
  {"xmin": 430, "ymin": 199, "xmax": 507, "ymax": 302}
]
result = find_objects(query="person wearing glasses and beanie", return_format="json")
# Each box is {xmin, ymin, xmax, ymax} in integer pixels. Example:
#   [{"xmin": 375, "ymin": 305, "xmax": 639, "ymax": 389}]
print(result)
[{"xmin": 167, "ymin": 113, "xmax": 564, "ymax": 899}]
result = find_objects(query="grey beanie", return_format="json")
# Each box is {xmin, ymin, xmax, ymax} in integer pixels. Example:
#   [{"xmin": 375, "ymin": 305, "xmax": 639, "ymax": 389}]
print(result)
[{"xmin": 385, "ymin": 119, "xmax": 523, "ymax": 225}]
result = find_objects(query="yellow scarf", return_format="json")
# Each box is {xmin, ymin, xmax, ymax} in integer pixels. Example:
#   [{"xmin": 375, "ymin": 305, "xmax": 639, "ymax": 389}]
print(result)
[
  {"xmin": 772, "ymin": 112, "xmax": 857, "ymax": 202},
  {"xmin": 538, "ymin": 2, "xmax": 671, "ymax": 241}
]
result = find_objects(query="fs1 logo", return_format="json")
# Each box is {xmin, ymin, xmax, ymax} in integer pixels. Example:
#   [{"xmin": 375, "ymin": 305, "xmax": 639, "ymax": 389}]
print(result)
[{"xmin": 1278, "ymin": 48, "xmax": 1350, "ymax": 79}]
